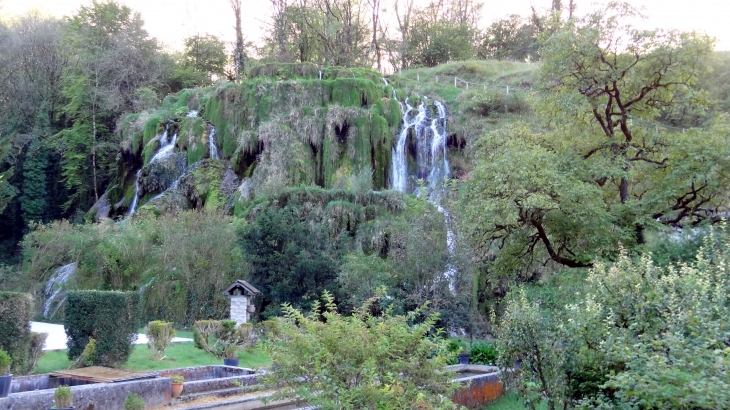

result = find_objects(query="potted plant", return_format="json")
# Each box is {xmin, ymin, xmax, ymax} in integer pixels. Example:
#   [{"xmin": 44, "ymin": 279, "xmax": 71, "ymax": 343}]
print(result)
[
  {"xmin": 0, "ymin": 349, "xmax": 12, "ymax": 398},
  {"xmin": 53, "ymin": 385, "xmax": 74, "ymax": 409},
  {"xmin": 223, "ymin": 345, "xmax": 240, "ymax": 367},
  {"xmin": 170, "ymin": 374, "xmax": 184, "ymax": 398},
  {"xmin": 458, "ymin": 347, "xmax": 470, "ymax": 365}
]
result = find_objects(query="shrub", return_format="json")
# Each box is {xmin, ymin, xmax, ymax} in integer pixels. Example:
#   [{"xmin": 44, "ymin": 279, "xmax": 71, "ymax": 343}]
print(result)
[
  {"xmin": 263, "ymin": 291, "xmax": 459, "ymax": 409},
  {"xmin": 54, "ymin": 385, "xmax": 73, "ymax": 408},
  {"xmin": 170, "ymin": 374, "xmax": 184, "ymax": 384},
  {"xmin": 0, "ymin": 292, "xmax": 32, "ymax": 373},
  {"xmin": 145, "ymin": 321, "xmax": 175, "ymax": 360},
  {"xmin": 26, "ymin": 332, "xmax": 47, "ymax": 373},
  {"xmin": 193, "ymin": 320, "xmax": 255, "ymax": 359},
  {"xmin": 123, "ymin": 392, "xmax": 145, "ymax": 410},
  {"xmin": 0, "ymin": 349, "xmax": 11, "ymax": 374},
  {"xmin": 65, "ymin": 291, "xmax": 140, "ymax": 366},
  {"xmin": 469, "ymin": 341, "xmax": 498, "ymax": 365},
  {"xmin": 71, "ymin": 338, "xmax": 97, "ymax": 369}
]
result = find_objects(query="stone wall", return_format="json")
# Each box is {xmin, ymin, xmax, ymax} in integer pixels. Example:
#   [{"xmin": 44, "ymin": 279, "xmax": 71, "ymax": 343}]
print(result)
[
  {"xmin": 0, "ymin": 376, "xmax": 170, "ymax": 410},
  {"xmin": 229, "ymin": 295, "xmax": 250, "ymax": 325}
]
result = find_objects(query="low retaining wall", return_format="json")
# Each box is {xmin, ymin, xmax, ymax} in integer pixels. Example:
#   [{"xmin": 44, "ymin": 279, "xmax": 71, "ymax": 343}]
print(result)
[
  {"xmin": 450, "ymin": 365, "xmax": 503, "ymax": 409},
  {"xmin": 156, "ymin": 365, "xmax": 254, "ymax": 381},
  {"xmin": 11, "ymin": 374, "xmax": 95, "ymax": 393},
  {"xmin": 0, "ymin": 376, "xmax": 170, "ymax": 410}
]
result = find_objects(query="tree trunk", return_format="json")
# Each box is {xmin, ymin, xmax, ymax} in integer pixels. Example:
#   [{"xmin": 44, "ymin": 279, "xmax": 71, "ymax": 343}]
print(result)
[
  {"xmin": 230, "ymin": 0, "xmax": 244, "ymax": 81},
  {"xmin": 92, "ymin": 74, "xmax": 99, "ymax": 202}
]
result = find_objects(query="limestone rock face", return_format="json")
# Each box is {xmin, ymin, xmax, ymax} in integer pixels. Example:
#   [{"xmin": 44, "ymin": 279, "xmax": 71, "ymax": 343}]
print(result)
[
  {"xmin": 86, "ymin": 191, "xmax": 112, "ymax": 222},
  {"xmin": 106, "ymin": 64, "xmax": 460, "ymax": 218}
]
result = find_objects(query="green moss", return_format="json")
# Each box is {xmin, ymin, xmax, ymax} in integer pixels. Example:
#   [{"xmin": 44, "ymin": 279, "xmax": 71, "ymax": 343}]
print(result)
[
  {"xmin": 142, "ymin": 140, "xmax": 159, "ymax": 166},
  {"xmin": 143, "ymin": 116, "xmax": 164, "ymax": 147}
]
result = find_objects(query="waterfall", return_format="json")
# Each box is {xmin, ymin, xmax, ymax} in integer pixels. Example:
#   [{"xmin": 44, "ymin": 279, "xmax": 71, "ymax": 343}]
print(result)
[
  {"xmin": 42, "ymin": 262, "xmax": 76, "ymax": 319},
  {"xmin": 186, "ymin": 110, "xmax": 199, "ymax": 118},
  {"xmin": 390, "ymin": 95, "xmax": 455, "ymax": 291},
  {"xmin": 150, "ymin": 129, "xmax": 177, "ymax": 164},
  {"xmin": 128, "ymin": 169, "xmax": 142, "ymax": 216},
  {"xmin": 209, "ymin": 127, "xmax": 220, "ymax": 160}
]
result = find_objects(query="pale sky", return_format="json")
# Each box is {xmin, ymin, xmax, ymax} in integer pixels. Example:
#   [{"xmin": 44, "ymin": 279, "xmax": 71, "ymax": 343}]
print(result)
[{"xmin": 1, "ymin": 0, "xmax": 729, "ymax": 51}]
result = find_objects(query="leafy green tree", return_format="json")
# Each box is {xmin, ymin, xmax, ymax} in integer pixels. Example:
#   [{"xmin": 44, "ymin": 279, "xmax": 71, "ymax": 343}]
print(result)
[
  {"xmin": 262, "ymin": 291, "xmax": 460, "ymax": 409},
  {"xmin": 400, "ymin": 0, "xmax": 482, "ymax": 67},
  {"xmin": 182, "ymin": 34, "xmax": 227, "ymax": 82},
  {"xmin": 494, "ymin": 289, "xmax": 567, "ymax": 410},
  {"xmin": 495, "ymin": 225, "xmax": 730, "ymax": 408},
  {"xmin": 19, "ymin": 139, "xmax": 49, "ymax": 226},
  {"xmin": 479, "ymin": 14, "xmax": 539, "ymax": 61},
  {"xmin": 53, "ymin": 0, "xmax": 161, "ymax": 210},
  {"xmin": 462, "ymin": 2, "xmax": 727, "ymax": 277},
  {"xmin": 237, "ymin": 205, "xmax": 343, "ymax": 317}
]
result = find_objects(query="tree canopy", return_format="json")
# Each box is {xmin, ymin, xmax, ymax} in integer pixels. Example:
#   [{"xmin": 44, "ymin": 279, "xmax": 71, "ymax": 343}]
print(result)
[{"xmin": 461, "ymin": 2, "xmax": 728, "ymax": 277}]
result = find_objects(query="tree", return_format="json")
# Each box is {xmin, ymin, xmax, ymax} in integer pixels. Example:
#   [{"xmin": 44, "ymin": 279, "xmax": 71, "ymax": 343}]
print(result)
[
  {"xmin": 236, "ymin": 205, "xmax": 343, "ymax": 317},
  {"xmin": 54, "ymin": 0, "xmax": 161, "ymax": 210},
  {"xmin": 229, "ymin": 0, "xmax": 245, "ymax": 81},
  {"xmin": 262, "ymin": 291, "xmax": 460, "ymax": 409},
  {"xmin": 496, "ymin": 226, "xmax": 730, "ymax": 408},
  {"xmin": 479, "ymin": 14, "xmax": 540, "ymax": 61},
  {"xmin": 461, "ymin": 2, "xmax": 727, "ymax": 277},
  {"xmin": 393, "ymin": 0, "xmax": 482, "ymax": 68},
  {"xmin": 183, "ymin": 34, "xmax": 228, "ymax": 81}
]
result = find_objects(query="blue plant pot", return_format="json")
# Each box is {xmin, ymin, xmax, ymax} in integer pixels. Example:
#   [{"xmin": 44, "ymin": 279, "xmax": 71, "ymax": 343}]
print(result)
[
  {"xmin": 223, "ymin": 358, "xmax": 240, "ymax": 367},
  {"xmin": 458, "ymin": 354, "xmax": 470, "ymax": 365},
  {"xmin": 0, "ymin": 373, "xmax": 11, "ymax": 398}
]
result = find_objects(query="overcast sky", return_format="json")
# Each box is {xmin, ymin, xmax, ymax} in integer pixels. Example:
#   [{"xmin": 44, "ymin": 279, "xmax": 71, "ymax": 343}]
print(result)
[{"xmin": 2, "ymin": 0, "xmax": 729, "ymax": 51}]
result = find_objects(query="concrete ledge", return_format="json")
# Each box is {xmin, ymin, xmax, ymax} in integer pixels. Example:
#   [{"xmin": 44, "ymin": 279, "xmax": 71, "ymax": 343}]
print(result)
[
  {"xmin": 0, "ymin": 376, "xmax": 171, "ymax": 410},
  {"xmin": 182, "ymin": 374, "xmax": 259, "ymax": 395}
]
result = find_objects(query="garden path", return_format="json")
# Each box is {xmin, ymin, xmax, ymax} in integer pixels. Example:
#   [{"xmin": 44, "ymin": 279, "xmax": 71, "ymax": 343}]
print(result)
[{"xmin": 30, "ymin": 322, "xmax": 193, "ymax": 351}]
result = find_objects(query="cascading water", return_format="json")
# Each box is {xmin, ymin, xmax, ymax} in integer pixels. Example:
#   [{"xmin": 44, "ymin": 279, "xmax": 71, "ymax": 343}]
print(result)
[
  {"xmin": 128, "ymin": 169, "xmax": 142, "ymax": 216},
  {"xmin": 150, "ymin": 127, "xmax": 177, "ymax": 164},
  {"xmin": 209, "ymin": 127, "xmax": 220, "ymax": 160},
  {"xmin": 390, "ymin": 91, "xmax": 456, "ymax": 291},
  {"xmin": 42, "ymin": 262, "xmax": 76, "ymax": 318}
]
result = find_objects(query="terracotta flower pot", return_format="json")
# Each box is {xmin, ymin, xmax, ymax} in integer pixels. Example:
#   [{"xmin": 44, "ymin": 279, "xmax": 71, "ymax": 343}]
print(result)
[{"xmin": 171, "ymin": 382, "xmax": 184, "ymax": 398}]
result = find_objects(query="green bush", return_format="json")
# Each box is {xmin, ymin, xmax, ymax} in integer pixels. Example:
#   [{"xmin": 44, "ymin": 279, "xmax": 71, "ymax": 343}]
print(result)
[
  {"xmin": 123, "ymin": 392, "xmax": 145, "ymax": 410},
  {"xmin": 193, "ymin": 320, "xmax": 256, "ymax": 359},
  {"xmin": 469, "ymin": 341, "xmax": 498, "ymax": 365},
  {"xmin": 26, "ymin": 332, "xmax": 47, "ymax": 373},
  {"xmin": 65, "ymin": 291, "xmax": 140, "ymax": 366},
  {"xmin": 0, "ymin": 291, "xmax": 32, "ymax": 373},
  {"xmin": 144, "ymin": 321, "xmax": 175, "ymax": 360},
  {"xmin": 0, "ymin": 349, "xmax": 11, "ymax": 374},
  {"xmin": 263, "ymin": 291, "xmax": 459, "ymax": 409}
]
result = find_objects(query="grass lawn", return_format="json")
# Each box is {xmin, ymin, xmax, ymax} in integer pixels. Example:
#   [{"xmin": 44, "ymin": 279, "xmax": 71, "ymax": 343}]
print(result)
[
  {"xmin": 483, "ymin": 394, "xmax": 547, "ymax": 410},
  {"xmin": 34, "ymin": 337, "xmax": 271, "ymax": 374}
]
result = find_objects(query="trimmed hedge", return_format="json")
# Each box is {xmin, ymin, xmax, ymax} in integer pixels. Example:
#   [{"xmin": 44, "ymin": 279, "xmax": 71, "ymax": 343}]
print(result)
[
  {"xmin": 0, "ymin": 292, "xmax": 32, "ymax": 373},
  {"xmin": 65, "ymin": 291, "xmax": 140, "ymax": 366}
]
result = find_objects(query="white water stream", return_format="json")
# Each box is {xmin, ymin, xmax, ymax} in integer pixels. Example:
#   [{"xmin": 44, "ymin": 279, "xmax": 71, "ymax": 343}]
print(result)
[
  {"xmin": 42, "ymin": 262, "xmax": 77, "ymax": 318},
  {"xmin": 389, "ymin": 90, "xmax": 455, "ymax": 291}
]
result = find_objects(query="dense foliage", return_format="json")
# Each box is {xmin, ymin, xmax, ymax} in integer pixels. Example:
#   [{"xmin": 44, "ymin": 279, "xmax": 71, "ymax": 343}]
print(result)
[
  {"xmin": 461, "ymin": 2, "xmax": 728, "ymax": 280},
  {"xmin": 64, "ymin": 290, "xmax": 140, "ymax": 366},
  {"xmin": 0, "ymin": 292, "xmax": 32, "ymax": 373},
  {"xmin": 262, "ymin": 292, "xmax": 460, "ymax": 409},
  {"xmin": 496, "ymin": 225, "xmax": 730, "ymax": 409}
]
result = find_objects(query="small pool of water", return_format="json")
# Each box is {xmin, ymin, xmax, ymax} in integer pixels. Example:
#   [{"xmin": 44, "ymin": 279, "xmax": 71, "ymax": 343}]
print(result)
[{"xmin": 457, "ymin": 371, "xmax": 491, "ymax": 378}]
